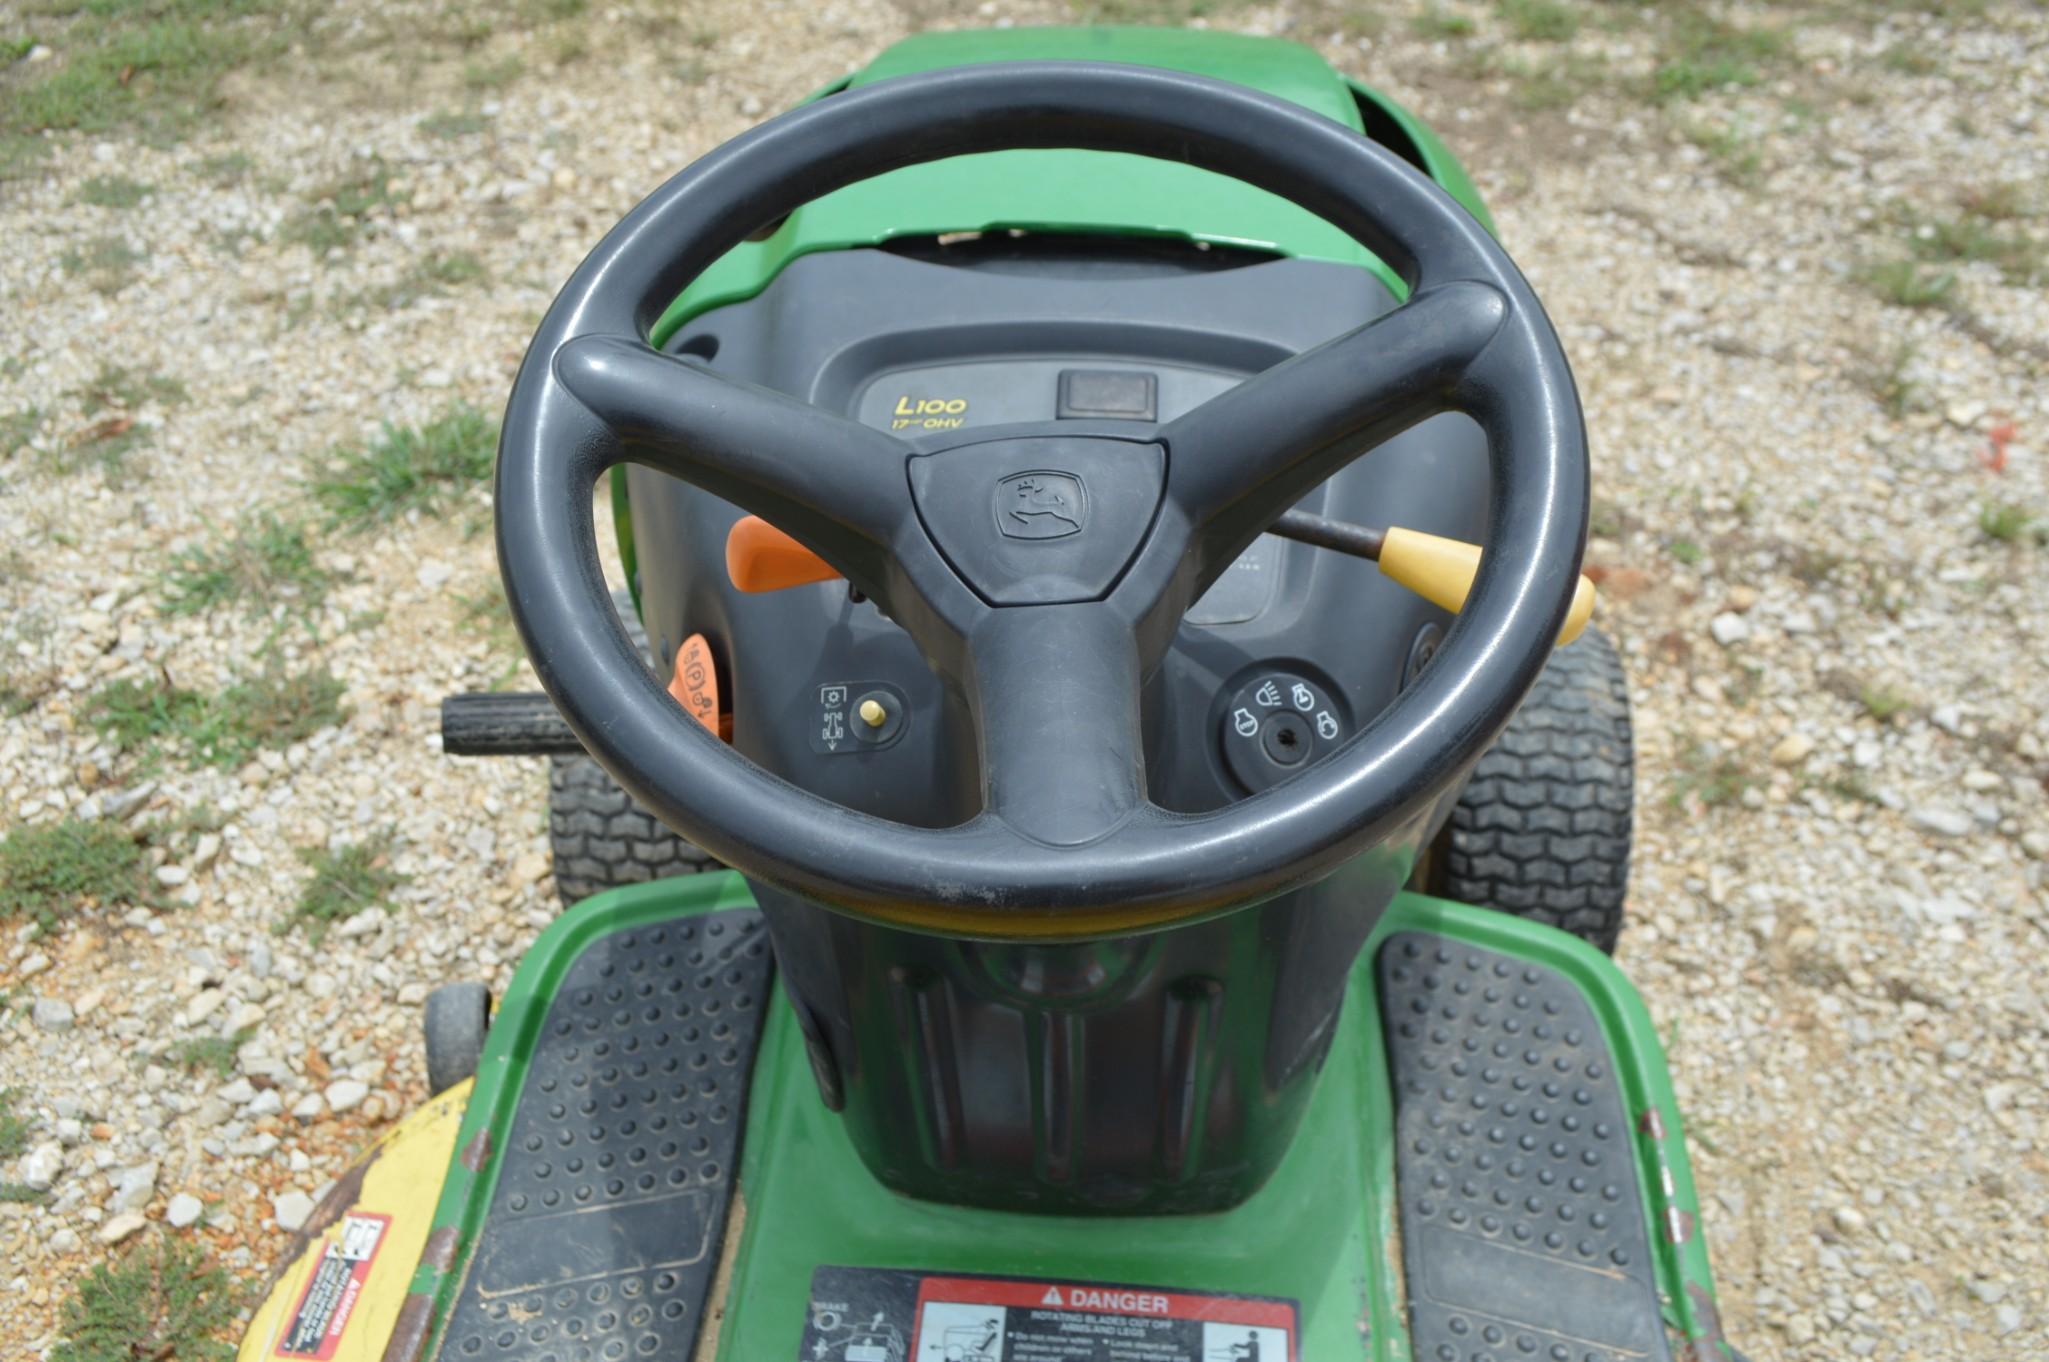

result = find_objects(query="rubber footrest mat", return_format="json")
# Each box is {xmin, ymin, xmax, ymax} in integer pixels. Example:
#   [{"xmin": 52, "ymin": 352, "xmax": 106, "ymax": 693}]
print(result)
[
  {"xmin": 1379, "ymin": 932, "xmax": 1673, "ymax": 1362},
  {"xmin": 439, "ymin": 909, "xmax": 772, "ymax": 1362}
]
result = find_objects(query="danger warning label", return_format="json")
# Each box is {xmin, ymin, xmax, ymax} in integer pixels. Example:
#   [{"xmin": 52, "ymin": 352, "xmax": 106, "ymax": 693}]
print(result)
[
  {"xmin": 798, "ymin": 1265, "xmax": 1296, "ymax": 1362},
  {"xmin": 274, "ymin": 1213, "xmax": 388, "ymax": 1359}
]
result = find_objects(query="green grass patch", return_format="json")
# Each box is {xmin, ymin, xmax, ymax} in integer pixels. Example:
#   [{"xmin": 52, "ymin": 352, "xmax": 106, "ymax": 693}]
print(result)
[
  {"xmin": 280, "ymin": 831, "xmax": 405, "ymax": 943},
  {"xmin": 55, "ymin": 415, "xmax": 150, "ymax": 474},
  {"xmin": 86, "ymin": 660, "xmax": 348, "ymax": 769},
  {"xmin": 419, "ymin": 109, "xmax": 490, "ymax": 139},
  {"xmin": 1682, "ymin": 121, "xmax": 1762, "ymax": 189},
  {"xmin": 160, "ymin": 1027, "xmax": 255, "ymax": 1079},
  {"xmin": 192, "ymin": 149, "xmax": 251, "ymax": 185},
  {"xmin": 282, "ymin": 158, "xmax": 408, "ymax": 255},
  {"xmin": 1499, "ymin": 0, "xmax": 1577, "ymax": 41},
  {"xmin": 1412, "ymin": 6, "xmax": 1476, "ymax": 38},
  {"xmin": 3, "ymin": 0, "xmax": 287, "ymax": 148},
  {"xmin": 462, "ymin": 54, "xmax": 524, "ymax": 89},
  {"xmin": 1878, "ymin": 41, "xmax": 1938, "ymax": 76},
  {"xmin": 312, "ymin": 402, "xmax": 496, "ymax": 529},
  {"xmin": 1858, "ymin": 683, "xmax": 1911, "ymax": 723},
  {"xmin": 1665, "ymin": 537, "xmax": 1704, "ymax": 565},
  {"xmin": 1670, "ymin": 742, "xmax": 1754, "ymax": 810},
  {"xmin": 76, "ymin": 173, "xmax": 152, "ymax": 208},
  {"xmin": 1652, "ymin": 12, "xmax": 1787, "ymax": 101},
  {"xmin": 1858, "ymin": 259, "xmax": 1956, "ymax": 309},
  {"xmin": 59, "ymin": 233, "xmax": 145, "ymax": 294},
  {"xmin": 1, "ymin": 405, "xmax": 42, "ymax": 457},
  {"xmin": 1908, "ymin": 214, "xmax": 2041, "ymax": 285},
  {"xmin": 362, "ymin": 250, "xmax": 488, "ymax": 310},
  {"xmin": 0, "ymin": 818, "xmax": 149, "ymax": 932},
  {"xmin": 73, "ymin": 362, "xmax": 186, "ymax": 415},
  {"xmin": 54, "ymin": 1233, "xmax": 240, "ymax": 1362},
  {"xmin": 162, "ymin": 511, "xmax": 334, "ymax": 616},
  {"xmin": 1978, "ymin": 500, "xmax": 2039, "ymax": 544},
  {"xmin": 0, "ymin": 1086, "xmax": 31, "ymax": 1159},
  {"xmin": 1858, "ymin": 341, "xmax": 1919, "ymax": 417}
]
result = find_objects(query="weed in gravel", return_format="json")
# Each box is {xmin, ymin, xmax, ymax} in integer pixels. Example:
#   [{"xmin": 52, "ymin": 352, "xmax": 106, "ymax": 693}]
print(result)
[
  {"xmin": 1858, "ymin": 259, "xmax": 1955, "ymax": 309},
  {"xmin": 162, "ymin": 512, "xmax": 334, "ymax": 616},
  {"xmin": 1977, "ymin": 500, "xmax": 2040, "ymax": 544},
  {"xmin": 281, "ymin": 832, "xmax": 406, "ymax": 943},
  {"xmin": 420, "ymin": 109, "xmax": 491, "ymax": 139},
  {"xmin": 1670, "ymin": 743, "xmax": 1754, "ymax": 810},
  {"xmin": 1665, "ymin": 537, "xmax": 1704, "ymax": 565},
  {"xmin": 1957, "ymin": 181, "xmax": 2030, "ymax": 222},
  {"xmin": 1682, "ymin": 122, "xmax": 1762, "ymax": 189},
  {"xmin": 283, "ymin": 159, "xmax": 409, "ymax": 256},
  {"xmin": 463, "ymin": 54, "xmax": 525, "ymax": 89},
  {"xmin": 76, "ymin": 174, "xmax": 153, "ymax": 209},
  {"xmin": 1, "ymin": 404, "xmax": 42, "ymax": 457},
  {"xmin": 1651, "ymin": 12, "xmax": 1787, "ymax": 101},
  {"xmin": 1878, "ymin": 42, "xmax": 1938, "ymax": 76},
  {"xmin": 0, "ymin": 1086, "xmax": 30, "ymax": 1158},
  {"xmin": 0, "ymin": 819, "xmax": 149, "ymax": 933},
  {"xmin": 53, "ymin": 1234, "xmax": 239, "ymax": 1362},
  {"xmin": 1412, "ymin": 6, "xmax": 1475, "ymax": 38},
  {"xmin": 193, "ymin": 150, "xmax": 252, "ymax": 185},
  {"xmin": 1858, "ymin": 341, "xmax": 1920, "ymax": 417},
  {"xmin": 55, "ymin": 416, "xmax": 150, "ymax": 474},
  {"xmin": 1908, "ymin": 213, "xmax": 2041, "ymax": 285},
  {"xmin": 86, "ymin": 661, "xmax": 348, "ymax": 769},
  {"xmin": 1499, "ymin": 0, "xmax": 1577, "ymax": 42},
  {"xmin": 160, "ymin": 1027, "xmax": 255, "ymax": 1079},
  {"xmin": 1491, "ymin": 49, "xmax": 1608, "ymax": 111},
  {"xmin": 59, "ymin": 234, "xmax": 146, "ymax": 294},
  {"xmin": 1859, "ymin": 683, "xmax": 1912, "ymax": 724},
  {"xmin": 74, "ymin": 363, "xmax": 187, "ymax": 416},
  {"xmin": 361, "ymin": 250, "xmax": 489, "ymax": 311},
  {"xmin": 313, "ymin": 402, "xmax": 496, "ymax": 529}
]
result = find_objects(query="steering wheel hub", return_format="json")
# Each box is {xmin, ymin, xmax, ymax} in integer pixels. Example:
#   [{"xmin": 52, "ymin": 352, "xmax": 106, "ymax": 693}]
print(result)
[{"xmin": 908, "ymin": 430, "xmax": 1164, "ymax": 606}]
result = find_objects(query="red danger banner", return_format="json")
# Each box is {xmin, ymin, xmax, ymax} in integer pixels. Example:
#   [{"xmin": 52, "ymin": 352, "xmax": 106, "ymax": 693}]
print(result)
[{"xmin": 799, "ymin": 1265, "xmax": 1297, "ymax": 1362}]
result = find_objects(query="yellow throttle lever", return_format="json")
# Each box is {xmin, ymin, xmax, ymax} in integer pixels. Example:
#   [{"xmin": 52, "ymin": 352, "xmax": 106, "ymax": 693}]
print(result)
[{"xmin": 1375, "ymin": 526, "xmax": 1595, "ymax": 645}]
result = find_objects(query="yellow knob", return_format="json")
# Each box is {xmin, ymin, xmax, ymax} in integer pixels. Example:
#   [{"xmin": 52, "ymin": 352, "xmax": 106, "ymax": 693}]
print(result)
[
  {"xmin": 1377, "ymin": 527, "xmax": 1595, "ymax": 646},
  {"xmin": 857, "ymin": 698, "xmax": 888, "ymax": 728}
]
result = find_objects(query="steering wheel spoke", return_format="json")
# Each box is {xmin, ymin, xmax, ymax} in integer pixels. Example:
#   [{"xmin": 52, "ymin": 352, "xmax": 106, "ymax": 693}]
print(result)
[
  {"xmin": 552, "ymin": 334, "xmax": 908, "ymax": 583},
  {"xmin": 963, "ymin": 605, "xmax": 1147, "ymax": 848},
  {"xmin": 1161, "ymin": 280, "xmax": 1509, "ymax": 576}
]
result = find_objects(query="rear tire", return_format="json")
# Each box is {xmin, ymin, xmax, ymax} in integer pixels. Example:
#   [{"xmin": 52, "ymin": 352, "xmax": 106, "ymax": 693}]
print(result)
[
  {"xmin": 546, "ymin": 587, "xmax": 719, "ymax": 907},
  {"xmin": 1427, "ymin": 626, "xmax": 1634, "ymax": 953}
]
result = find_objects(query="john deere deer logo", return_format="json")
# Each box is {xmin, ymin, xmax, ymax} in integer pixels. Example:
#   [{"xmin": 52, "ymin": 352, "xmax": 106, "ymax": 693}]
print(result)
[{"xmin": 995, "ymin": 471, "xmax": 1087, "ymax": 540}]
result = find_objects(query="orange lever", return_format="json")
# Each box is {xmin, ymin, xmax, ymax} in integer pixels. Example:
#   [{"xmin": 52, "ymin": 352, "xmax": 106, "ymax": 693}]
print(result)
[{"xmin": 725, "ymin": 515, "xmax": 841, "ymax": 593}]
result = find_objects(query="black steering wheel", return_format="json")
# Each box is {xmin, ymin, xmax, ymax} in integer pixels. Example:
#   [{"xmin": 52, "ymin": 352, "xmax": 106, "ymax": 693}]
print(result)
[{"xmin": 496, "ymin": 61, "xmax": 1588, "ymax": 939}]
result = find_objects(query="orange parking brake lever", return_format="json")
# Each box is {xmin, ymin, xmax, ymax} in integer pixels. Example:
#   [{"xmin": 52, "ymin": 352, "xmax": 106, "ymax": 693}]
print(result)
[{"xmin": 725, "ymin": 515, "xmax": 841, "ymax": 593}]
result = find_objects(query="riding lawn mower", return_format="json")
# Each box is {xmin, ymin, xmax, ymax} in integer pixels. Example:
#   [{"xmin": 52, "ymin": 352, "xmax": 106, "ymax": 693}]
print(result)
[{"xmin": 237, "ymin": 25, "xmax": 1735, "ymax": 1362}]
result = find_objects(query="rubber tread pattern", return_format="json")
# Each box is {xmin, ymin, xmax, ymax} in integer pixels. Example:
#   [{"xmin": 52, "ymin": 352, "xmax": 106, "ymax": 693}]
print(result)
[
  {"xmin": 548, "ymin": 588, "xmax": 718, "ymax": 907},
  {"xmin": 438, "ymin": 908, "xmax": 772, "ymax": 1362},
  {"xmin": 1380, "ymin": 930, "xmax": 1673, "ymax": 1362},
  {"xmin": 1435, "ymin": 628, "xmax": 1634, "ymax": 951}
]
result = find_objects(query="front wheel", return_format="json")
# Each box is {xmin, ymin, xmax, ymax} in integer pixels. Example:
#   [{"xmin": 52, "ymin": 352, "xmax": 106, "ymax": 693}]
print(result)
[{"xmin": 1426, "ymin": 626, "xmax": 1634, "ymax": 952}]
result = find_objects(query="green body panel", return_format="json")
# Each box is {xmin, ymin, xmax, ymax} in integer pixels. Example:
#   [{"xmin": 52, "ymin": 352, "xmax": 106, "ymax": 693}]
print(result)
[
  {"xmin": 409, "ymin": 873, "xmax": 1725, "ymax": 1360},
  {"xmin": 612, "ymin": 25, "xmax": 1493, "ymax": 614}
]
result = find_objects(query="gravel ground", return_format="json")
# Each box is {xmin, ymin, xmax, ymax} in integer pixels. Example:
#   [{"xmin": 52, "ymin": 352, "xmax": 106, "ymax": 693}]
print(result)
[{"xmin": 2, "ymin": 1, "xmax": 2045, "ymax": 1357}]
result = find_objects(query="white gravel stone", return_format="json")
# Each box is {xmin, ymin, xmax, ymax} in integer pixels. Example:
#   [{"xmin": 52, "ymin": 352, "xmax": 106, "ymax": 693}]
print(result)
[
  {"xmin": 20, "ymin": 1141, "xmax": 65, "ymax": 1191},
  {"xmin": 96, "ymin": 1212, "xmax": 148, "ymax": 1245},
  {"xmin": 109, "ymin": 1161, "xmax": 158, "ymax": 1213},
  {"xmin": 31, "ymin": 997, "xmax": 74, "ymax": 1032},
  {"xmin": 165, "ymin": 1192, "xmax": 205, "ymax": 1228},
  {"xmin": 324, "ymin": 1079, "xmax": 369, "ymax": 1113},
  {"xmin": 1909, "ymin": 806, "xmax": 1973, "ymax": 838},
  {"xmin": 1708, "ymin": 613, "xmax": 1750, "ymax": 646},
  {"xmin": 272, "ymin": 1190, "xmax": 316, "ymax": 1232}
]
